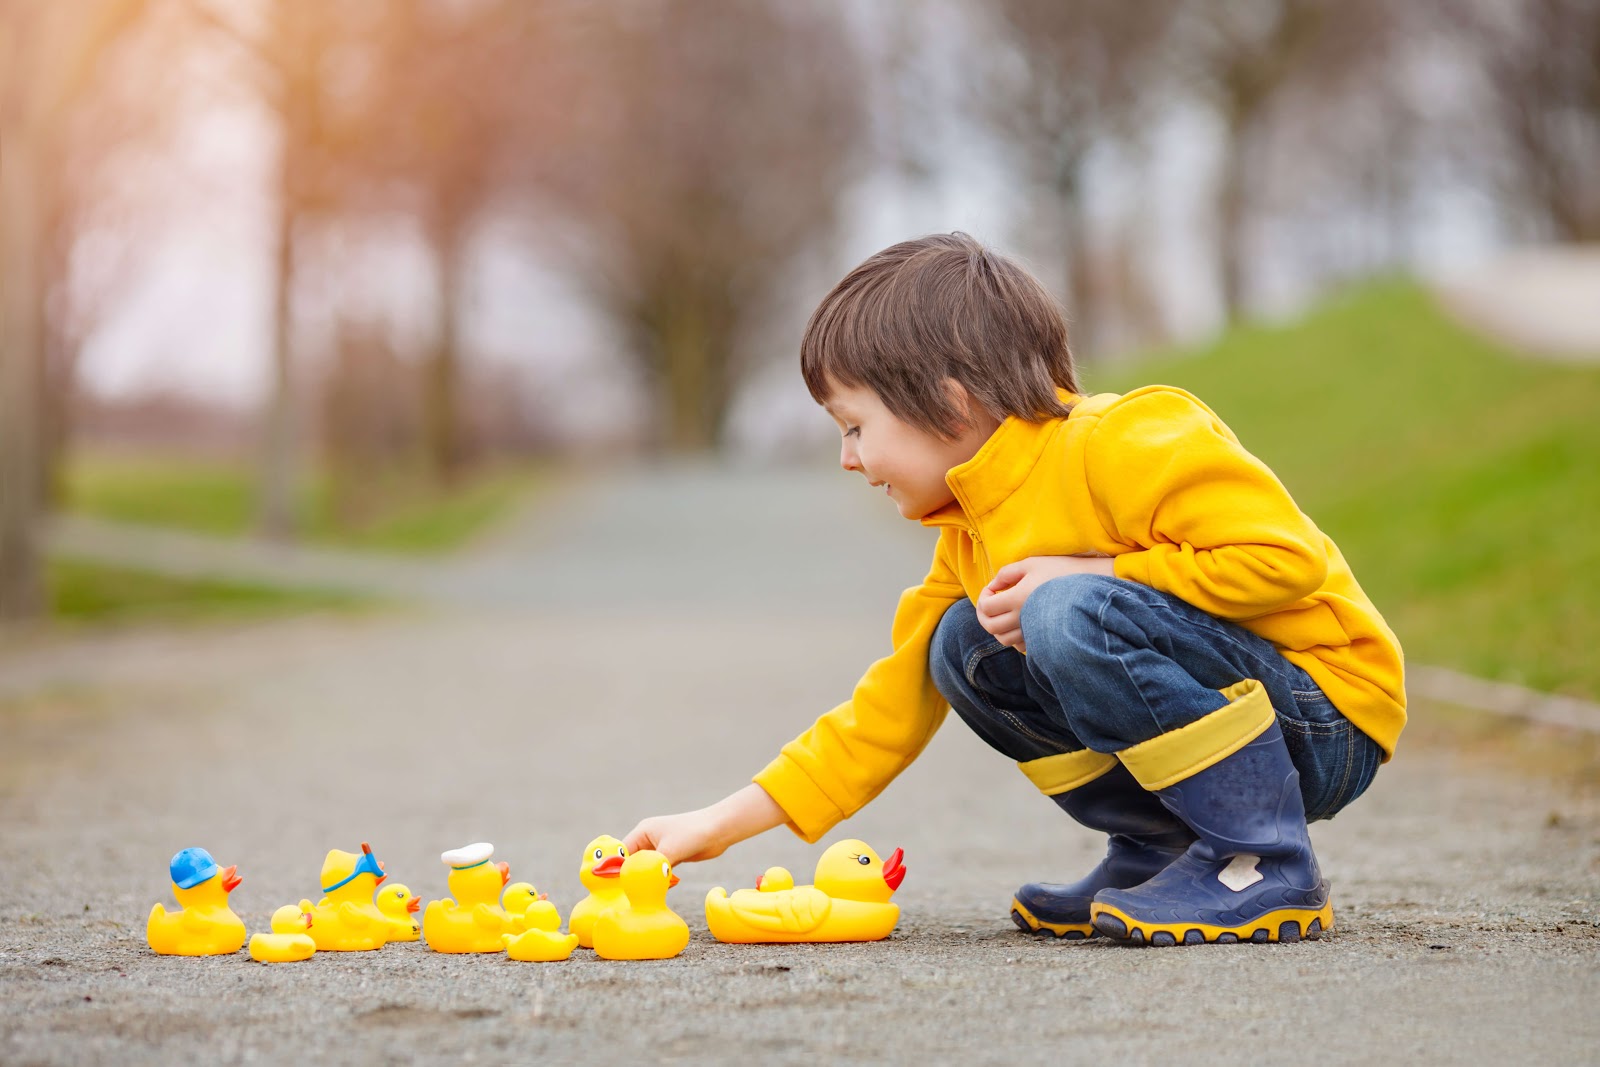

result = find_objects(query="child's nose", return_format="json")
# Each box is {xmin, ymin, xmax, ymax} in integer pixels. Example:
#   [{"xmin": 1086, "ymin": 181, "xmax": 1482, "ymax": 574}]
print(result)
[{"xmin": 839, "ymin": 440, "xmax": 861, "ymax": 473}]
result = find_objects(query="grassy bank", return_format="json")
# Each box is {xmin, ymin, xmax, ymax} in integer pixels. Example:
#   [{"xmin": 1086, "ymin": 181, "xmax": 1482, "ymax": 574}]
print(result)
[
  {"xmin": 1094, "ymin": 281, "xmax": 1600, "ymax": 699},
  {"xmin": 62, "ymin": 458, "xmax": 545, "ymax": 554},
  {"xmin": 48, "ymin": 559, "xmax": 368, "ymax": 624}
]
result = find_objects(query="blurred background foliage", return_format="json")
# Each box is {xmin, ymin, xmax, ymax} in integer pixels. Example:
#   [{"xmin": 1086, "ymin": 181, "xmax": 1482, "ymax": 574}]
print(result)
[{"xmin": 2, "ymin": 0, "xmax": 1597, "ymax": 697}]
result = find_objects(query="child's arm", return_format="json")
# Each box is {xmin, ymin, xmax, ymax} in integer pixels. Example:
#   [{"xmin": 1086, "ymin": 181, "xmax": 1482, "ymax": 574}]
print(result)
[{"xmin": 623, "ymin": 783, "xmax": 788, "ymax": 865}]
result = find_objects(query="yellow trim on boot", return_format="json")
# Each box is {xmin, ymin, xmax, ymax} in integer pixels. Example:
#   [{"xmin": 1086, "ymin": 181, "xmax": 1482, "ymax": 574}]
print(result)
[
  {"xmin": 1117, "ymin": 679, "xmax": 1277, "ymax": 791},
  {"xmin": 1017, "ymin": 748, "xmax": 1117, "ymax": 796},
  {"xmin": 1010, "ymin": 898, "xmax": 1097, "ymax": 939},
  {"xmin": 1090, "ymin": 899, "xmax": 1334, "ymax": 946}
]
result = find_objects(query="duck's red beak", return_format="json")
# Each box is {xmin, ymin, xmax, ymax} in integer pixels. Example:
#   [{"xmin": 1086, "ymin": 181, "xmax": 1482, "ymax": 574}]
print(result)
[
  {"xmin": 592, "ymin": 856, "xmax": 624, "ymax": 878},
  {"xmin": 221, "ymin": 866, "xmax": 242, "ymax": 893},
  {"xmin": 301, "ymin": 911, "xmax": 313, "ymax": 929},
  {"xmin": 497, "ymin": 862, "xmax": 511, "ymax": 886},
  {"xmin": 406, "ymin": 896, "xmax": 421, "ymax": 914},
  {"xmin": 881, "ymin": 848, "xmax": 906, "ymax": 892}
]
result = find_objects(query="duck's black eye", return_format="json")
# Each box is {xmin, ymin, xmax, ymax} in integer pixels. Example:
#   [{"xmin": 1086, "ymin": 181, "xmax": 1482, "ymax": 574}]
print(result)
[
  {"xmin": 593, "ymin": 848, "xmax": 603, "ymax": 861},
  {"xmin": 617, "ymin": 846, "xmax": 627, "ymax": 857},
  {"xmin": 857, "ymin": 855, "xmax": 871, "ymax": 865}
]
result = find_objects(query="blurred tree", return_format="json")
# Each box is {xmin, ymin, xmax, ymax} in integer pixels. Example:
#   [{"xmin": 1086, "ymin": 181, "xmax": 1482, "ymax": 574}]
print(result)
[
  {"xmin": 1455, "ymin": 0, "xmax": 1600, "ymax": 241},
  {"xmin": 363, "ymin": 0, "xmax": 548, "ymax": 486},
  {"xmin": 187, "ymin": 0, "xmax": 361, "ymax": 540},
  {"xmin": 1167, "ymin": 0, "xmax": 1396, "ymax": 319},
  {"xmin": 1, "ymin": 0, "xmax": 152, "ymax": 620},
  {"xmin": 539, "ymin": 0, "xmax": 868, "ymax": 451},
  {"xmin": 979, "ymin": 0, "xmax": 1178, "ymax": 355}
]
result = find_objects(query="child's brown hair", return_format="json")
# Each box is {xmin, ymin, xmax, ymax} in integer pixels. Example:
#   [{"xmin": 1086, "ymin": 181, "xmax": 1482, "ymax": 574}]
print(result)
[{"xmin": 800, "ymin": 232, "xmax": 1079, "ymax": 439}]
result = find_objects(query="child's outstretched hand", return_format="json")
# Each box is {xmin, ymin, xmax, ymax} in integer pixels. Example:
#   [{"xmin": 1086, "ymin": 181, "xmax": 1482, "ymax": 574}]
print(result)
[
  {"xmin": 624, "ymin": 784, "xmax": 788, "ymax": 866},
  {"xmin": 977, "ymin": 555, "xmax": 1117, "ymax": 653}
]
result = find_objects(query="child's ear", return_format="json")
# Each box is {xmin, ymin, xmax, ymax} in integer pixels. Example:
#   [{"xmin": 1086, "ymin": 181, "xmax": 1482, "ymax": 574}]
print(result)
[{"xmin": 941, "ymin": 378, "xmax": 991, "ymax": 437}]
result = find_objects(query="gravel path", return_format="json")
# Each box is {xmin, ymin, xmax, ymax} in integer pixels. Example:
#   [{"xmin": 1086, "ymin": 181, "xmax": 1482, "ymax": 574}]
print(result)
[{"xmin": 3, "ymin": 463, "xmax": 1597, "ymax": 1065}]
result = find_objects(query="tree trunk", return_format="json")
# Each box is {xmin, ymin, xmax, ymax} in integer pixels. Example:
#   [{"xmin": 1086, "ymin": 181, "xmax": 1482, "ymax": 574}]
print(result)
[
  {"xmin": 1216, "ymin": 121, "xmax": 1250, "ymax": 322},
  {"xmin": 257, "ymin": 184, "xmax": 299, "ymax": 541},
  {"xmin": 0, "ymin": 125, "xmax": 47, "ymax": 619},
  {"xmin": 1054, "ymin": 164, "xmax": 1096, "ymax": 358},
  {"xmin": 424, "ymin": 224, "xmax": 465, "ymax": 486},
  {"xmin": 657, "ymin": 295, "xmax": 721, "ymax": 452}
]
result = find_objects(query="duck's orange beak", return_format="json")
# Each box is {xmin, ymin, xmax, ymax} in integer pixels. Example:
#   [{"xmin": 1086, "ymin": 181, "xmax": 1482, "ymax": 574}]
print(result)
[
  {"xmin": 221, "ymin": 866, "xmax": 242, "ymax": 893},
  {"xmin": 537, "ymin": 893, "xmax": 548, "ymax": 902},
  {"xmin": 406, "ymin": 896, "xmax": 421, "ymax": 914},
  {"xmin": 882, "ymin": 848, "xmax": 906, "ymax": 892},
  {"xmin": 755, "ymin": 874, "xmax": 763, "ymax": 890},
  {"xmin": 668, "ymin": 874, "xmax": 680, "ymax": 889},
  {"xmin": 592, "ymin": 856, "xmax": 624, "ymax": 878},
  {"xmin": 301, "ymin": 911, "xmax": 313, "ymax": 929},
  {"xmin": 497, "ymin": 862, "xmax": 511, "ymax": 886}
]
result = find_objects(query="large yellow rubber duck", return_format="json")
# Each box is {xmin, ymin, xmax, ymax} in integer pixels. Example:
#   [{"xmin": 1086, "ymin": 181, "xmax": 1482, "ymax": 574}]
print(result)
[
  {"xmin": 756, "ymin": 867, "xmax": 794, "ymax": 892},
  {"xmin": 705, "ymin": 839, "xmax": 906, "ymax": 944},
  {"xmin": 593, "ymin": 850, "xmax": 689, "ymax": 960},
  {"xmin": 249, "ymin": 905, "xmax": 317, "ymax": 963},
  {"xmin": 299, "ymin": 842, "xmax": 392, "ymax": 951},
  {"xmin": 147, "ymin": 847, "xmax": 248, "ymax": 956},
  {"xmin": 423, "ymin": 842, "xmax": 513, "ymax": 953},
  {"xmin": 503, "ymin": 882, "xmax": 561, "ymax": 934},
  {"xmin": 569, "ymin": 835, "xmax": 630, "ymax": 949},
  {"xmin": 376, "ymin": 883, "xmax": 422, "ymax": 942}
]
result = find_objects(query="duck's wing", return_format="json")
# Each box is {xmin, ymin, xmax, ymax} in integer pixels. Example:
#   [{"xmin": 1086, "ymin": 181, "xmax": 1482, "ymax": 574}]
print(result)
[
  {"xmin": 726, "ymin": 887, "xmax": 832, "ymax": 934},
  {"xmin": 472, "ymin": 903, "xmax": 505, "ymax": 929}
]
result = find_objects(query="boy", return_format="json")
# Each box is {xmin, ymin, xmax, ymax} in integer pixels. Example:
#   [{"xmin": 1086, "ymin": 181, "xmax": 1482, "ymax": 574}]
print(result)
[{"xmin": 625, "ymin": 232, "xmax": 1404, "ymax": 946}]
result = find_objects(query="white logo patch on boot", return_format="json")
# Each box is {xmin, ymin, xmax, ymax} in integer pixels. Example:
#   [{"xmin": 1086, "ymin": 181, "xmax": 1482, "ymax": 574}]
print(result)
[{"xmin": 1218, "ymin": 853, "xmax": 1264, "ymax": 892}]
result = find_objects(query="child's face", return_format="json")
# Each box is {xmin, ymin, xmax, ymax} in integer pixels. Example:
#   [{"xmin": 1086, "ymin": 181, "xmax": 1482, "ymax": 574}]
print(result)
[{"xmin": 823, "ymin": 382, "xmax": 995, "ymax": 521}]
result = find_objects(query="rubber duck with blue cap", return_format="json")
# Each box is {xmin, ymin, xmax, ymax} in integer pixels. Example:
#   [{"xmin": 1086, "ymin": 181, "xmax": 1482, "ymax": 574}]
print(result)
[
  {"xmin": 423, "ymin": 841, "xmax": 514, "ymax": 953},
  {"xmin": 296, "ymin": 842, "xmax": 392, "ymax": 951},
  {"xmin": 147, "ymin": 847, "xmax": 248, "ymax": 956}
]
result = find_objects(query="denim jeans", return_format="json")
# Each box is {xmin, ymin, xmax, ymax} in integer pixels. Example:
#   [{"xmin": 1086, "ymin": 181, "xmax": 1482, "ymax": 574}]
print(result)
[{"xmin": 929, "ymin": 574, "xmax": 1381, "ymax": 822}]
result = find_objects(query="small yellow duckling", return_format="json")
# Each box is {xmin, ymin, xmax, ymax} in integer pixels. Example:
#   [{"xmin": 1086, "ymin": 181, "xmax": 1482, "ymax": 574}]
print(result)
[
  {"xmin": 502, "ymin": 882, "xmax": 561, "ymax": 934},
  {"xmin": 147, "ymin": 848, "xmax": 248, "ymax": 957},
  {"xmin": 502, "ymin": 926, "xmax": 580, "ymax": 962},
  {"xmin": 756, "ymin": 867, "xmax": 794, "ymax": 892},
  {"xmin": 705, "ymin": 839, "xmax": 906, "ymax": 944},
  {"xmin": 249, "ymin": 905, "xmax": 317, "ymax": 963},
  {"xmin": 569, "ymin": 835, "xmax": 629, "ymax": 949},
  {"xmin": 423, "ymin": 842, "xmax": 513, "ymax": 953},
  {"xmin": 593, "ymin": 850, "xmax": 689, "ymax": 961},
  {"xmin": 376, "ymin": 883, "xmax": 422, "ymax": 942},
  {"xmin": 300, "ymin": 842, "xmax": 391, "ymax": 952}
]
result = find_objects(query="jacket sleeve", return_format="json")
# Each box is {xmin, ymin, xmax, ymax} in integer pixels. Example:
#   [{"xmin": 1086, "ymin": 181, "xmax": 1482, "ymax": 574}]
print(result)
[
  {"xmin": 1088, "ymin": 388, "xmax": 1328, "ymax": 621},
  {"xmin": 753, "ymin": 535, "xmax": 966, "ymax": 842}
]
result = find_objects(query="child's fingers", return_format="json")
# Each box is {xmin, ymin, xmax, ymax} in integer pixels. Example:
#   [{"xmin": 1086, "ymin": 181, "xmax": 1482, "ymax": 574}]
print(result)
[
  {"xmin": 986, "ymin": 563, "xmax": 1026, "ymax": 594},
  {"xmin": 994, "ymin": 627, "xmax": 1024, "ymax": 649},
  {"xmin": 622, "ymin": 823, "xmax": 655, "ymax": 854}
]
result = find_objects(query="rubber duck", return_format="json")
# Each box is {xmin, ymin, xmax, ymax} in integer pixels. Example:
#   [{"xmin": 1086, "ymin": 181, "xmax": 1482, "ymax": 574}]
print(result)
[
  {"xmin": 593, "ymin": 850, "xmax": 689, "ymax": 960},
  {"xmin": 569, "ymin": 835, "xmax": 630, "ymax": 948},
  {"xmin": 147, "ymin": 847, "xmax": 248, "ymax": 957},
  {"xmin": 503, "ymin": 926, "xmax": 580, "ymax": 962},
  {"xmin": 376, "ymin": 883, "xmax": 422, "ymax": 942},
  {"xmin": 756, "ymin": 867, "xmax": 794, "ymax": 892},
  {"xmin": 299, "ymin": 842, "xmax": 392, "ymax": 951},
  {"xmin": 423, "ymin": 842, "xmax": 513, "ymax": 953},
  {"xmin": 503, "ymin": 882, "xmax": 561, "ymax": 934},
  {"xmin": 249, "ymin": 905, "xmax": 317, "ymax": 963},
  {"xmin": 705, "ymin": 839, "xmax": 906, "ymax": 944}
]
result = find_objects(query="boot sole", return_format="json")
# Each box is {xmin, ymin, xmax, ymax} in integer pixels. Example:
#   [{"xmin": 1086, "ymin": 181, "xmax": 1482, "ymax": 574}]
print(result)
[
  {"xmin": 1089, "ymin": 900, "xmax": 1334, "ymax": 946},
  {"xmin": 1010, "ymin": 899, "xmax": 1098, "ymax": 940}
]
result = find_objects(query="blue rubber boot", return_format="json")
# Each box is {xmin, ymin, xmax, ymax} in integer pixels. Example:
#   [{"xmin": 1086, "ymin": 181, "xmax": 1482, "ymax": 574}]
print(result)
[
  {"xmin": 1091, "ymin": 715, "xmax": 1333, "ymax": 946},
  {"xmin": 1011, "ymin": 762, "xmax": 1195, "ymax": 939}
]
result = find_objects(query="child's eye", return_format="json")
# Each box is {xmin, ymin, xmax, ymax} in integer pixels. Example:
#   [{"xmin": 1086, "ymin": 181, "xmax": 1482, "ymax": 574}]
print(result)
[{"xmin": 844, "ymin": 426, "xmax": 860, "ymax": 438}]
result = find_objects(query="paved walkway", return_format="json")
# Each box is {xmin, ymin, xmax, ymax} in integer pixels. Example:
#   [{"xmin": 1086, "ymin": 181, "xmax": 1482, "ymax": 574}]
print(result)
[
  {"xmin": 3, "ymin": 463, "xmax": 1598, "ymax": 1064},
  {"xmin": 1432, "ymin": 245, "xmax": 1600, "ymax": 359}
]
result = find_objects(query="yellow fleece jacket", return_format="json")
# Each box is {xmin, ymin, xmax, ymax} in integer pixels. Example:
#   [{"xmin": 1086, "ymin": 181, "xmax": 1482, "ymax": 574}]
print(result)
[{"xmin": 754, "ymin": 385, "xmax": 1406, "ymax": 843}]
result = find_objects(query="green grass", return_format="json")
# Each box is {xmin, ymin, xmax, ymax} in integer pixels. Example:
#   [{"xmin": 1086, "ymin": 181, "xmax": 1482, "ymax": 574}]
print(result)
[
  {"xmin": 62, "ymin": 456, "xmax": 544, "ymax": 555},
  {"xmin": 1091, "ymin": 280, "xmax": 1600, "ymax": 700},
  {"xmin": 48, "ymin": 559, "xmax": 367, "ymax": 624}
]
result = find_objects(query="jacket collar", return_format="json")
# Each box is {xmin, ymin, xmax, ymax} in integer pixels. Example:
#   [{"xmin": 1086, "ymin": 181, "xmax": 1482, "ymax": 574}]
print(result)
[{"xmin": 923, "ymin": 390, "xmax": 1083, "ymax": 529}]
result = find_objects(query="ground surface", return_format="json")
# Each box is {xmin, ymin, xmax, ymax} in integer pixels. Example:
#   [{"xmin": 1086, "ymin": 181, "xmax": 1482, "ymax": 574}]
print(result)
[{"xmin": 3, "ymin": 463, "xmax": 1598, "ymax": 1065}]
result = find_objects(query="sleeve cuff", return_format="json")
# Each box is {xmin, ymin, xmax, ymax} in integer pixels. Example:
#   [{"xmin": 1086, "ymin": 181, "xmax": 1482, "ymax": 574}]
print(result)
[
  {"xmin": 752, "ymin": 751, "xmax": 845, "ymax": 844},
  {"xmin": 1112, "ymin": 550, "xmax": 1150, "ymax": 587}
]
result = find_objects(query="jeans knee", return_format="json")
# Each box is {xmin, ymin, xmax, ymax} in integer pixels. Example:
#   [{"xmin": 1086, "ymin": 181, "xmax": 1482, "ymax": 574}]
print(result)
[
  {"xmin": 1020, "ymin": 574, "xmax": 1122, "ymax": 666},
  {"xmin": 929, "ymin": 599, "xmax": 987, "ymax": 703}
]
